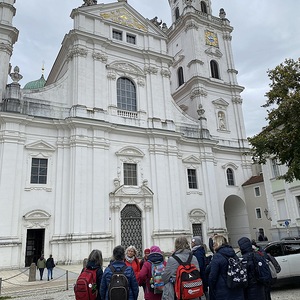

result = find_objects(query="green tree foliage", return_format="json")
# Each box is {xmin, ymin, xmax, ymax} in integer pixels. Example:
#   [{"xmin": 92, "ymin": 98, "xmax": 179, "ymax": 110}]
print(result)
[{"xmin": 248, "ymin": 58, "xmax": 300, "ymax": 182}]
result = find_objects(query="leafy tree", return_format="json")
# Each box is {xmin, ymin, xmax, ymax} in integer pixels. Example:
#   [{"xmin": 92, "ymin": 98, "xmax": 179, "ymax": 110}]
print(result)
[{"xmin": 248, "ymin": 58, "xmax": 300, "ymax": 182}]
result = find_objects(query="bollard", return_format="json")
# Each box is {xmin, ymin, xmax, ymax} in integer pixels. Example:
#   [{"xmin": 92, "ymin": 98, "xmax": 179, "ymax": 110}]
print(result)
[
  {"xmin": 66, "ymin": 270, "xmax": 69, "ymax": 290},
  {"xmin": 28, "ymin": 262, "xmax": 36, "ymax": 282},
  {"xmin": 0, "ymin": 277, "xmax": 2, "ymax": 296}
]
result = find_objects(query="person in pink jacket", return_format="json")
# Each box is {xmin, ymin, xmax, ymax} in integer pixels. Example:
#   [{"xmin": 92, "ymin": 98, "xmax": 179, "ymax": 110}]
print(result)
[{"xmin": 138, "ymin": 245, "xmax": 166, "ymax": 300}]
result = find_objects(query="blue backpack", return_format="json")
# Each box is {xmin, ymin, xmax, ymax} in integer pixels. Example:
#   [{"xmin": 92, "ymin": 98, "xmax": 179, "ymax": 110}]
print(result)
[{"xmin": 252, "ymin": 252, "xmax": 272, "ymax": 286}]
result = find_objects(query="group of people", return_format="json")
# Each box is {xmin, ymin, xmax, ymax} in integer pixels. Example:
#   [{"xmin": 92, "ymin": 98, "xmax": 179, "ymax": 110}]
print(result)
[
  {"xmin": 36, "ymin": 254, "xmax": 55, "ymax": 281},
  {"xmin": 80, "ymin": 234, "xmax": 279, "ymax": 300}
]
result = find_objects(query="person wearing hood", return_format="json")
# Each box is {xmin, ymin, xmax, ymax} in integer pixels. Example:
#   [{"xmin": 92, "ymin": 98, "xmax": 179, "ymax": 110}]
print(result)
[
  {"xmin": 83, "ymin": 249, "xmax": 103, "ymax": 300},
  {"xmin": 207, "ymin": 235, "xmax": 244, "ymax": 300},
  {"xmin": 191, "ymin": 236, "xmax": 208, "ymax": 299},
  {"xmin": 138, "ymin": 245, "xmax": 166, "ymax": 300},
  {"xmin": 162, "ymin": 236, "xmax": 200, "ymax": 300},
  {"xmin": 238, "ymin": 237, "xmax": 266, "ymax": 300}
]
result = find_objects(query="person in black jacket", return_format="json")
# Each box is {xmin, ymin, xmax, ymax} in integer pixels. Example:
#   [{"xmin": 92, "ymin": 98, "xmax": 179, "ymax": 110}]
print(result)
[
  {"xmin": 207, "ymin": 235, "xmax": 244, "ymax": 300},
  {"xmin": 84, "ymin": 249, "xmax": 103, "ymax": 300},
  {"xmin": 238, "ymin": 237, "xmax": 266, "ymax": 300},
  {"xmin": 46, "ymin": 254, "xmax": 55, "ymax": 281},
  {"xmin": 191, "ymin": 236, "xmax": 208, "ymax": 299}
]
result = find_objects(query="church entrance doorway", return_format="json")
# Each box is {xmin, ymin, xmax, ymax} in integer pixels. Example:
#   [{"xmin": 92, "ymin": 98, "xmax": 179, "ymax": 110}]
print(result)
[
  {"xmin": 224, "ymin": 195, "xmax": 250, "ymax": 247},
  {"xmin": 121, "ymin": 204, "xmax": 142, "ymax": 257},
  {"xmin": 25, "ymin": 228, "xmax": 45, "ymax": 267}
]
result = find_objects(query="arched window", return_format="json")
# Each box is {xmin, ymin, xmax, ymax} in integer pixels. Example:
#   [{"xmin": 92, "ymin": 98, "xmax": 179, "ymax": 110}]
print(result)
[
  {"xmin": 117, "ymin": 77, "xmax": 136, "ymax": 111},
  {"xmin": 226, "ymin": 168, "xmax": 235, "ymax": 186},
  {"xmin": 175, "ymin": 7, "xmax": 180, "ymax": 20},
  {"xmin": 210, "ymin": 60, "xmax": 220, "ymax": 79},
  {"xmin": 200, "ymin": 1, "xmax": 207, "ymax": 13},
  {"xmin": 178, "ymin": 67, "xmax": 184, "ymax": 87}
]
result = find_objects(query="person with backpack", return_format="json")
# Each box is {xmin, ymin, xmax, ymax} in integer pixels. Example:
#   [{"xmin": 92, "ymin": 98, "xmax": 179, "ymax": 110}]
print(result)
[
  {"xmin": 138, "ymin": 245, "xmax": 166, "ymax": 300},
  {"xmin": 100, "ymin": 245, "xmax": 139, "ymax": 300},
  {"xmin": 162, "ymin": 236, "xmax": 201, "ymax": 300},
  {"xmin": 46, "ymin": 254, "xmax": 55, "ymax": 281},
  {"xmin": 74, "ymin": 249, "xmax": 103, "ymax": 300},
  {"xmin": 125, "ymin": 245, "xmax": 140, "ymax": 281},
  {"xmin": 191, "ymin": 236, "xmax": 208, "ymax": 299},
  {"xmin": 238, "ymin": 237, "xmax": 269, "ymax": 300},
  {"xmin": 207, "ymin": 235, "xmax": 244, "ymax": 300}
]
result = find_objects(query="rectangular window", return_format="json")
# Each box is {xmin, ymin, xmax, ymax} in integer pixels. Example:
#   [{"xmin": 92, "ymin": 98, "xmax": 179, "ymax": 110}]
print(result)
[
  {"xmin": 113, "ymin": 30, "xmax": 122, "ymax": 41},
  {"xmin": 30, "ymin": 158, "xmax": 48, "ymax": 184},
  {"xmin": 187, "ymin": 169, "xmax": 198, "ymax": 189},
  {"xmin": 277, "ymin": 199, "xmax": 288, "ymax": 220},
  {"xmin": 296, "ymin": 196, "xmax": 300, "ymax": 216},
  {"xmin": 192, "ymin": 223, "xmax": 203, "ymax": 240},
  {"xmin": 124, "ymin": 163, "xmax": 137, "ymax": 186},
  {"xmin": 126, "ymin": 34, "xmax": 136, "ymax": 44},
  {"xmin": 256, "ymin": 208, "xmax": 262, "ymax": 219},
  {"xmin": 271, "ymin": 159, "xmax": 280, "ymax": 178},
  {"xmin": 254, "ymin": 186, "xmax": 261, "ymax": 197}
]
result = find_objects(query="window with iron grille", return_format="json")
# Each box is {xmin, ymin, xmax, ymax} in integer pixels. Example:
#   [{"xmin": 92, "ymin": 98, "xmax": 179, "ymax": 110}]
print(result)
[
  {"xmin": 124, "ymin": 163, "xmax": 137, "ymax": 186},
  {"xmin": 256, "ymin": 208, "xmax": 262, "ymax": 219},
  {"xmin": 30, "ymin": 158, "xmax": 48, "ymax": 184},
  {"xmin": 113, "ymin": 29, "xmax": 122, "ymax": 41},
  {"xmin": 187, "ymin": 169, "xmax": 198, "ymax": 189},
  {"xmin": 192, "ymin": 223, "xmax": 203, "ymax": 241},
  {"xmin": 126, "ymin": 34, "xmax": 136, "ymax": 44},
  {"xmin": 226, "ymin": 168, "xmax": 235, "ymax": 186}
]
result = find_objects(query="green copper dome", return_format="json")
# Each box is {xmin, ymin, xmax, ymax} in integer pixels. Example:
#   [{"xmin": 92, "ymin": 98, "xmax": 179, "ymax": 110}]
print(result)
[{"xmin": 23, "ymin": 74, "xmax": 46, "ymax": 90}]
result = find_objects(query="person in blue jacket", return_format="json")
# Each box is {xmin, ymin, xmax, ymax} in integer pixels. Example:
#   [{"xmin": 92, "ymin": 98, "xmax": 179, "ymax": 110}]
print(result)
[
  {"xmin": 207, "ymin": 235, "xmax": 244, "ymax": 300},
  {"xmin": 100, "ymin": 245, "xmax": 139, "ymax": 300}
]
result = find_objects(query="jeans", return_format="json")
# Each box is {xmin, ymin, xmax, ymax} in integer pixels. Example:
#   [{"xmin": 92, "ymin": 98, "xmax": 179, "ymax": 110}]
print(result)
[
  {"xmin": 39, "ymin": 268, "xmax": 44, "ymax": 280},
  {"xmin": 47, "ymin": 268, "xmax": 53, "ymax": 280}
]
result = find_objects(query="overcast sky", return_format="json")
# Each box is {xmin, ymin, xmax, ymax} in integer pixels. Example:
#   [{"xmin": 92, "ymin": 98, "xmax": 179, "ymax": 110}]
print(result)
[{"xmin": 9, "ymin": 0, "xmax": 300, "ymax": 137}]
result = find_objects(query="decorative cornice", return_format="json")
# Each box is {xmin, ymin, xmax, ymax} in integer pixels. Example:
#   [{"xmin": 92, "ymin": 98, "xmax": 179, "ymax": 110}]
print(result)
[
  {"xmin": 223, "ymin": 33, "xmax": 232, "ymax": 41},
  {"xmin": 92, "ymin": 51, "xmax": 108, "ymax": 63},
  {"xmin": 144, "ymin": 66, "xmax": 158, "ymax": 75},
  {"xmin": 107, "ymin": 62, "xmax": 144, "ymax": 76},
  {"xmin": 185, "ymin": 21, "xmax": 199, "ymax": 32},
  {"xmin": 232, "ymin": 96, "xmax": 243, "ymax": 104},
  {"xmin": 190, "ymin": 88, "xmax": 207, "ymax": 100},
  {"xmin": 227, "ymin": 69, "xmax": 238, "ymax": 74},
  {"xmin": 161, "ymin": 69, "xmax": 171, "ymax": 78},
  {"xmin": 67, "ymin": 46, "xmax": 88, "ymax": 61}
]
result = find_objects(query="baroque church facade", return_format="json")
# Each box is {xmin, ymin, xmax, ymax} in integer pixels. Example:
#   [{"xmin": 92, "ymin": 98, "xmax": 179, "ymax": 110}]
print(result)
[{"xmin": 0, "ymin": 0, "xmax": 252, "ymax": 268}]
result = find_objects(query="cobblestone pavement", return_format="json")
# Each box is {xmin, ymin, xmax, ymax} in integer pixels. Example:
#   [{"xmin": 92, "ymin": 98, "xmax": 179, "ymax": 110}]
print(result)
[{"xmin": 8, "ymin": 286, "xmax": 300, "ymax": 300}]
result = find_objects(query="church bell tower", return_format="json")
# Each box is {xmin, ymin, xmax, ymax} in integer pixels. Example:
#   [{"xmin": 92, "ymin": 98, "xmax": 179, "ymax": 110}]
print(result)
[{"xmin": 0, "ymin": 0, "xmax": 18, "ymax": 98}]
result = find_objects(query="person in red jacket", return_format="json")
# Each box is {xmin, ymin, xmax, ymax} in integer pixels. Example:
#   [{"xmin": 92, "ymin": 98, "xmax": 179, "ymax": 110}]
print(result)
[
  {"xmin": 138, "ymin": 245, "xmax": 166, "ymax": 300},
  {"xmin": 125, "ymin": 245, "xmax": 140, "ymax": 281}
]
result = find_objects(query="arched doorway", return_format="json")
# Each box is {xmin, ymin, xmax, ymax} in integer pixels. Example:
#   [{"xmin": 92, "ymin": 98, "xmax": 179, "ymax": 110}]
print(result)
[
  {"xmin": 224, "ymin": 195, "xmax": 250, "ymax": 247},
  {"xmin": 121, "ymin": 204, "xmax": 142, "ymax": 257}
]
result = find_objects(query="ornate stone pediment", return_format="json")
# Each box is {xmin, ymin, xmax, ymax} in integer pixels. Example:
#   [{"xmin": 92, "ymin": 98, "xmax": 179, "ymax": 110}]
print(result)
[
  {"xmin": 116, "ymin": 146, "xmax": 145, "ymax": 157},
  {"xmin": 107, "ymin": 62, "xmax": 144, "ymax": 77},
  {"xmin": 182, "ymin": 155, "xmax": 201, "ymax": 164},
  {"xmin": 25, "ymin": 140, "xmax": 56, "ymax": 152},
  {"xmin": 212, "ymin": 98, "xmax": 229, "ymax": 108},
  {"xmin": 23, "ymin": 209, "xmax": 51, "ymax": 228},
  {"xmin": 205, "ymin": 47, "xmax": 223, "ymax": 58},
  {"xmin": 111, "ymin": 184, "xmax": 154, "ymax": 197},
  {"xmin": 222, "ymin": 162, "xmax": 238, "ymax": 170},
  {"xmin": 100, "ymin": 8, "xmax": 147, "ymax": 32},
  {"xmin": 189, "ymin": 209, "xmax": 206, "ymax": 223}
]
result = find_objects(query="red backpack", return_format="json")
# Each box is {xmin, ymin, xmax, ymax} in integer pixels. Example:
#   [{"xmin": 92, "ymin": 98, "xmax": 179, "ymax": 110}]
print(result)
[
  {"xmin": 172, "ymin": 253, "xmax": 203, "ymax": 300},
  {"xmin": 74, "ymin": 268, "xmax": 98, "ymax": 300}
]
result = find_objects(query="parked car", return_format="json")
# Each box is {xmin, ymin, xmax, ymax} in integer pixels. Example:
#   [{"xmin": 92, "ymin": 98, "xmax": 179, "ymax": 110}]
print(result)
[
  {"xmin": 280, "ymin": 236, "xmax": 300, "ymax": 241},
  {"xmin": 264, "ymin": 240, "xmax": 300, "ymax": 283}
]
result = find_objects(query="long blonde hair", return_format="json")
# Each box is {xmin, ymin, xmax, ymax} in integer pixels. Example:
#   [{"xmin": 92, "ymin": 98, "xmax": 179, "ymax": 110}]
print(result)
[{"xmin": 212, "ymin": 235, "xmax": 227, "ymax": 251}]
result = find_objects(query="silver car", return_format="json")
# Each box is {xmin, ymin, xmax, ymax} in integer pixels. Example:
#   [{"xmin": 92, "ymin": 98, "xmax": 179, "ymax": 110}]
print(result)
[{"xmin": 264, "ymin": 240, "xmax": 300, "ymax": 281}]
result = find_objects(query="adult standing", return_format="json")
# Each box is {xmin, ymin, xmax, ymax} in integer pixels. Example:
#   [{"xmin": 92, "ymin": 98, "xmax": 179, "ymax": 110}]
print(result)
[
  {"xmin": 100, "ymin": 245, "xmax": 139, "ymax": 300},
  {"xmin": 37, "ymin": 255, "xmax": 46, "ymax": 280},
  {"xmin": 140, "ymin": 248, "xmax": 151, "ymax": 270},
  {"xmin": 191, "ymin": 236, "xmax": 208, "ymax": 299},
  {"xmin": 84, "ymin": 249, "xmax": 103, "ymax": 300},
  {"xmin": 162, "ymin": 236, "xmax": 200, "ymax": 300},
  {"xmin": 138, "ymin": 245, "xmax": 166, "ymax": 300},
  {"xmin": 46, "ymin": 254, "xmax": 55, "ymax": 281},
  {"xmin": 238, "ymin": 237, "xmax": 266, "ymax": 300},
  {"xmin": 125, "ymin": 245, "xmax": 140, "ymax": 281},
  {"xmin": 207, "ymin": 235, "xmax": 244, "ymax": 300}
]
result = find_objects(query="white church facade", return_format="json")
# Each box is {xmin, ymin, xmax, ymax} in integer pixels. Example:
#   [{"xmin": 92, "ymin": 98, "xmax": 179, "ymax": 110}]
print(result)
[{"xmin": 0, "ymin": 0, "xmax": 252, "ymax": 268}]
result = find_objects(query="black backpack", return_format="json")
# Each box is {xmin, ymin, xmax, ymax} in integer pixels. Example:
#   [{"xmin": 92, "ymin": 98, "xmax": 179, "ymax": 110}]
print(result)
[
  {"xmin": 252, "ymin": 252, "xmax": 272, "ymax": 286},
  {"xmin": 222, "ymin": 255, "xmax": 248, "ymax": 289},
  {"xmin": 108, "ymin": 265, "xmax": 129, "ymax": 300}
]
